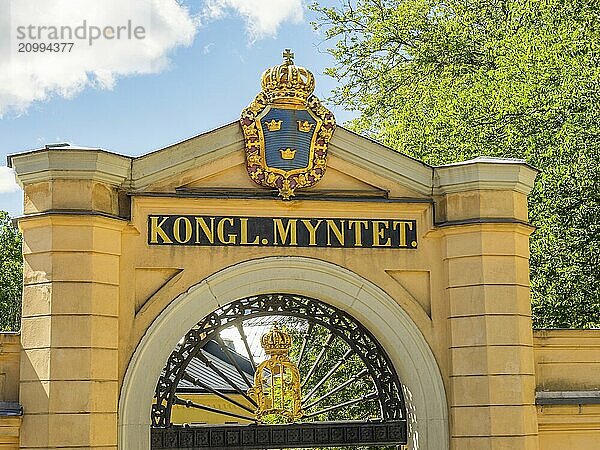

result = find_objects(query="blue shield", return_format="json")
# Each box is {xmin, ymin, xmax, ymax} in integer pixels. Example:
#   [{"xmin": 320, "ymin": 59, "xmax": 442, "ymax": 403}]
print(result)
[{"xmin": 260, "ymin": 107, "xmax": 317, "ymax": 172}]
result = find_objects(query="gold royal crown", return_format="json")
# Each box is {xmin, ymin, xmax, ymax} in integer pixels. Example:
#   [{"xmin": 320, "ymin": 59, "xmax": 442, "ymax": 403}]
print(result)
[
  {"xmin": 260, "ymin": 322, "xmax": 292, "ymax": 355},
  {"xmin": 265, "ymin": 119, "xmax": 282, "ymax": 131},
  {"xmin": 297, "ymin": 120, "xmax": 314, "ymax": 132},
  {"xmin": 261, "ymin": 49, "xmax": 315, "ymax": 105},
  {"xmin": 280, "ymin": 148, "xmax": 297, "ymax": 160}
]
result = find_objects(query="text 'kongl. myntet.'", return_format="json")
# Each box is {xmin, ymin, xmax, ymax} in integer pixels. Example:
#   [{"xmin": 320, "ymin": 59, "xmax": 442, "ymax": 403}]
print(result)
[{"xmin": 148, "ymin": 215, "xmax": 418, "ymax": 249}]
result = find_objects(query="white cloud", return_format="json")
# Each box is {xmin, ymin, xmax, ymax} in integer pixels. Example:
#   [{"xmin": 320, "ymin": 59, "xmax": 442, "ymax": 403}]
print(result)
[
  {"xmin": 0, "ymin": 0, "xmax": 305, "ymax": 115},
  {"xmin": 0, "ymin": 0, "xmax": 198, "ymax": 116},
  {"xmin": 204, "ymin": 0, "xmax": 303, "ymax": 41},
  {"xmin": 0, "ymin": 166, "xmax": 20, "ymax": 193}
]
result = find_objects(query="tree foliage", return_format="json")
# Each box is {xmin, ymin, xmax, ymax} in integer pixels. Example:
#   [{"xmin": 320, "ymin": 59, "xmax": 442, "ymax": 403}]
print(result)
[
  {"xmin": 312, "ymin": 0, "xmax": 600, "ymax": 327},
  {"xmin": 287, "ymin": 321, "xmax": 393, "ymax": 450},
  {"xmin": 0, "ymin": 211, "xmax": 22, "ymax": 331}
]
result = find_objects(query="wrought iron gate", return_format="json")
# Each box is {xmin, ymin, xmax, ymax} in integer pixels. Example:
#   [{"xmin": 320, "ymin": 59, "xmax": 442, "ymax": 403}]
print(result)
[{"xmin": 151, "ymin": 294, "xmax": 407, "ymax": 449}]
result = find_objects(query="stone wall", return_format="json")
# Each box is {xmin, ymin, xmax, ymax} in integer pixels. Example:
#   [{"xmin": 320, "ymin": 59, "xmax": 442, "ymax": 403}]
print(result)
[
  {"xmin": 0, "ymin": 333, "xmax": 21, "ymax": 449},
  {"xmin": 534, "ymin": 330, "xmax": 600, "ymax": 449}
]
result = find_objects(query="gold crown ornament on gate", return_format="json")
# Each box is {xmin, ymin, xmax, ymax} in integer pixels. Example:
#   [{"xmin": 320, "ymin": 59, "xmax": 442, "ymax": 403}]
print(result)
[
  {"xmin": 240, "ymin": 49, "xmax": 336, "ymax": 199},
  {"xmin": 248, "ymin": 323, "xmax": 303, "ymax": 422}
]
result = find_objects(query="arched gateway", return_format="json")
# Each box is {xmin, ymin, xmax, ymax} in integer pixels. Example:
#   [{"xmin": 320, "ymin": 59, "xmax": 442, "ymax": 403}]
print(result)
[
  {"xmin": 120, "ymin": 257, "xmax": 448, "ymax": 449},
  {"xmin": 7, "ymin": 50, "xmax": 542, "ymax": 450}
]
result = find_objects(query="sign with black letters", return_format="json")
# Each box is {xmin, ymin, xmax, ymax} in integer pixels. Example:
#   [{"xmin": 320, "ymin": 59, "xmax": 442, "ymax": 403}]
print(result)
[{"xmin": 148, "ymin": 215, "xmax": 417, "ymax": 249}]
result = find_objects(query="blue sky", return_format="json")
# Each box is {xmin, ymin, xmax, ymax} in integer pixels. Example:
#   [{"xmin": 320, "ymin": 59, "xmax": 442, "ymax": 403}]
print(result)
[{"xmin": 0, "ymin": 0, "xmax": 355, "ymax": 217}]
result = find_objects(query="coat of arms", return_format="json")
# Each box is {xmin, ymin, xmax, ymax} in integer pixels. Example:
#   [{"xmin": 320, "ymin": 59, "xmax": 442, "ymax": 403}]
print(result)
[{"xmin": 240, "ymin": 50, "xmax": 336, "ymax": 199}]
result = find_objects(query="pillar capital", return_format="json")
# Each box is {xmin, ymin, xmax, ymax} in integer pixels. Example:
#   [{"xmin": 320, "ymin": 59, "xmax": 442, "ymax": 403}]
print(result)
[
  {"xmin": 8, "ymin": 146, "xmax": 131, "ymax": 216},
  {"xmin": 432, "ymin": 157, "xmax": 538, "ymax": 224}
]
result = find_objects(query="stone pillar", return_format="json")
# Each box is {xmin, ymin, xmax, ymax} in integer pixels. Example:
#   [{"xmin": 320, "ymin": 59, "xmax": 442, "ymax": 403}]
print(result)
[
  {"xmin": 10, "ymin": 148, "xmax": 130, "ymax": 450},
  {"xmin": 434, "ymin": 159, "xmax": 539, "ymax": 450}
]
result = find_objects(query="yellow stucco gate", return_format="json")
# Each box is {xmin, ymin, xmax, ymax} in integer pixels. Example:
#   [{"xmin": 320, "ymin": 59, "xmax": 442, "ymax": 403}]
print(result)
[{"xmin": 2, "ymin": 54, "xmax": 599, "ymax": 450}]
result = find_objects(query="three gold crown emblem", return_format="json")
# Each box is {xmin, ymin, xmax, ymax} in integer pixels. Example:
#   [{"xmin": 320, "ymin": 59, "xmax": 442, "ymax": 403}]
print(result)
[{"xmin": 240, "ymin": 49, "xmax": 337, "ymax": 199}]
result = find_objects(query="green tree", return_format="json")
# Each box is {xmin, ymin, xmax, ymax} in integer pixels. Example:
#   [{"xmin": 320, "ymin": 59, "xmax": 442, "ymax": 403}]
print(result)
[
  {"xmin": 287, "ymin": 322, "xmax": 393, "ymax": 450},
  {"xmin": 0, "ymin": 211, "xmax": 22, "ymax": 331},
  {"xmin": 312, "ymin": 0, "xmax": 600, "ymax": 328}
]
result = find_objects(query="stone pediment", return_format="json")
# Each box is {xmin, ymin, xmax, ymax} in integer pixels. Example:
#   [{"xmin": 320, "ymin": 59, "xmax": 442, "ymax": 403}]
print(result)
[{"xmin": 129, "ymin": 122, "xmax": 433, "ymax": 199}]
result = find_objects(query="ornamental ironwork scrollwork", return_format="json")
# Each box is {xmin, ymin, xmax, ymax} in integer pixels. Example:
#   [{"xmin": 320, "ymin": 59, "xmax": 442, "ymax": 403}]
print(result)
[{"xmin": 152, "ymin": 294, "xmax": 406, "ymax": 428}]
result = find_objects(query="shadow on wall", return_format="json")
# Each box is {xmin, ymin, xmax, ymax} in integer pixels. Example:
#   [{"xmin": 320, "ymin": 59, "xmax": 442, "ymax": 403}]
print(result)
[{"xmin": 0, "ymin": 332, "xmax": 22, "ymax": 448}]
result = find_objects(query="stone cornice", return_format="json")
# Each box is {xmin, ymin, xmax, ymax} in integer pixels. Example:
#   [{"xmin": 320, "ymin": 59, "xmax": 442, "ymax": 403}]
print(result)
[
  {"xmin": 433, "ymin": 157, "xmax": 538, "ymax": 195},
  {"xmin": 536, "ymin": 391, "xmax": 600, "ymax": 405},
  {"xmin": 8, "ymin": 148, "xmax": 131, "ymax": 188}
]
